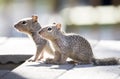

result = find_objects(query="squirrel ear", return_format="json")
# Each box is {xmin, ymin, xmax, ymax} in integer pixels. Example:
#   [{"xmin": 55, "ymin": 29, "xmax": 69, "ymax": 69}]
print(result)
[
  {"xmin": 32, "ymin": 15, "xmax": 38, "ymax": 22},
  {"xmin": 56, "ymin": 23, "xmax": 61, "ymax": 30}
]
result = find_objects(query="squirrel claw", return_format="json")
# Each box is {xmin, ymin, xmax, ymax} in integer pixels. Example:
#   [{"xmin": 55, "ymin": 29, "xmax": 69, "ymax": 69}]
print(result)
[{"xmin": 27, "ymin": 59, "xmax": 36, "ymax": 62}]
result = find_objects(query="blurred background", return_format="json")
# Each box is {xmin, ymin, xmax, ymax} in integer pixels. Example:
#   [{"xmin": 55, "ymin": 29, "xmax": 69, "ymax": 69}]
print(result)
[{"xmin": 0, "ymin": 0, "xmax": 120, "ymax": 40}]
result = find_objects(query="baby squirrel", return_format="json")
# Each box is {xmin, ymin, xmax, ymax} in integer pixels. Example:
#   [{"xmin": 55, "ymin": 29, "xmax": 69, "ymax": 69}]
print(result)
[
  {"xmin": 14, "ymin": 15, "xmax": 54, "ymax": 62},
  {"xmin": 39, "ymin": 23, "xmax": 120, "ymax": 65}
]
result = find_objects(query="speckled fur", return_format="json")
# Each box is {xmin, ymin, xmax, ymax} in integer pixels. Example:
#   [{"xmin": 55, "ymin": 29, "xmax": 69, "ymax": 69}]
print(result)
[
  {"xmin": 39, "ymin": 24, "xmax": 120, "ymax": 65},
  {"xmin": 14, "ymin": 16, "xmax": 54, "ymax": 62}
]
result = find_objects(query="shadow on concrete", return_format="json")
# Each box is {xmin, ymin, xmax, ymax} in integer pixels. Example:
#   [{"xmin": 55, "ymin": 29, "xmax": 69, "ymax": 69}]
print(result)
[
  {"xmin": 26, "ymin": 62, "xmax": 75, "ymax": 70},
  {"xmin": 74, "ymin": 64, "xmax": 120, "ymax": 76},
  {"xmin": 74, "ymin": 64, "xmax": 94, "ymax": 68},
  {"xmin": 1, "ymin": 72, "xmax": 27, "ymax": 79},
  {"xmin": 74, "ymin": 63, "xmax": 120, "ymax": 69}
]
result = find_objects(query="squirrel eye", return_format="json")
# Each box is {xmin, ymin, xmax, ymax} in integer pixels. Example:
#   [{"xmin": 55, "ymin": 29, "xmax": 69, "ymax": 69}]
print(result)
[
  {"xmin": 22, "ymin": 21, "xmax": 27, "ymax": 25},
  {"xmin": 47, "ymin": 27, "xmax": 52, "ymax": 31},
  {"xmin": 53, "ymin": 22, "xmax": 56, "ymax": 24}
]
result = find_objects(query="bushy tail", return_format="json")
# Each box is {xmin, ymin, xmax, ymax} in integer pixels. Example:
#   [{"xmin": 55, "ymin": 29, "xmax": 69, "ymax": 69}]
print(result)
[{"xmin": 92, "ymin": 58, "xmax": 120, "ymax": 66}]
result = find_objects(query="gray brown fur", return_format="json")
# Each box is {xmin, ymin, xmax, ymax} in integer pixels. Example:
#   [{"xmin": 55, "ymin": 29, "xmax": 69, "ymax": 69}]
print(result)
[
  {"xmin": 14, "ymin": 16, "xmax": 54, "ymax": 62},
  {"xmin": 39, "ymin": 23, "xmax": 120, "ymax": 65}
]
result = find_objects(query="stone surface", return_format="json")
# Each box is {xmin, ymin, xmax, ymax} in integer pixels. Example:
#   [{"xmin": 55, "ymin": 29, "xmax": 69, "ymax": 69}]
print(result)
[
  {"xmin": 58, "ymin": 65, "xmax": 120, "ymax": 79},
  {"xmin": 2, "ymin": 62, "xmax": 74, "ymax": 79},
  {"xmin": 93, "ymin": 40, "xmax": 120, "ymax": 58},
  {"xmin": 0, "ymin": 38, "xmax": 35, "ymax": 55},
  {"xmin": 0, "ymin": 38, "xmax": 120, "ymax": 79},
  {"xmin": 0, "ymin": 38, "xmax": 35, "ymax": 64},
  {"xmin": 0, "ymin": 70, "xmax": 10, "ymax": 78}
]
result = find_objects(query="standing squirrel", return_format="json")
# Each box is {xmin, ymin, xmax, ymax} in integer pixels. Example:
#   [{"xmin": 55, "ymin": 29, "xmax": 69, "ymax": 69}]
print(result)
[
  {"xmin": 39, "ymin": 23, "xmax": 120, "ymax": 65},
  {"xmin": 14, "ymin": 15, "xmax": 54, "ymax": 62}
]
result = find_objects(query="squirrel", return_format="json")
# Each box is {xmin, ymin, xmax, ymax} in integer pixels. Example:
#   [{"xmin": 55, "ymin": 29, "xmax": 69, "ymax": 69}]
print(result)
[
  {"xmin": 14, "ymin": 15, "xmax": 54, "ymax": 62},
  {"xmin": 39, "ymin": 23, "xmax": 120, "ymax": 65}
]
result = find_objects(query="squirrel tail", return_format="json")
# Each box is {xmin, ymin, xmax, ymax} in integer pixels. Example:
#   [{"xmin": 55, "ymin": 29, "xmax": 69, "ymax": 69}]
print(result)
[{"xmin": 92, "ymin": 57, "xmax": 120, "ymax": 66}]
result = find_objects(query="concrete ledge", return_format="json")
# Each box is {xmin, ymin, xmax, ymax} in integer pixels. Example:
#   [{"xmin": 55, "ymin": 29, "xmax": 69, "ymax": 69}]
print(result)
[
  {"xmin": 1, "ymin": 40, "xmax": 120, "ymax": 79},
  {"xmin": 0, "ymin": 70, "xmax": 10, "ymax": 78},
  {"xmin": 93, "ymin": 40, "xmax": 120, "ymax": 58},
  {"xmin": 0, "ymin": 38, "xmax": 35, "ymax": 64},
  {"xmin": 58, "ymin": 65, "xmax": 120, "ymax": 79},
  {"xmin": 2, "ymin": 62, "xmax": 120, "ymax": 79},
  {"xmin": 0, "ymin": 38, "xmax": 120, "ymax": 79},
  {"xmin": 2, "ymin": 62, "xmax": 74, "ymax": 79}
]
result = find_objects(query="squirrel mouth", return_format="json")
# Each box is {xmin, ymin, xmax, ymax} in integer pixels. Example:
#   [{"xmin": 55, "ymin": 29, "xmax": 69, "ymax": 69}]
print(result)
[
  {"xmin": 14, "ymin": 27, "xmax": 22, "ymax": 32},
  {"xmin": 39, "ymin": 31, "xmax": 42, "ymax": 35},
  {"xmin": 14, "ymin": 25, "xmax": 22, "ymax": 31},
  {"xmin": 39, "ymin": 31, "xmax": 45, "ymax": 37}
]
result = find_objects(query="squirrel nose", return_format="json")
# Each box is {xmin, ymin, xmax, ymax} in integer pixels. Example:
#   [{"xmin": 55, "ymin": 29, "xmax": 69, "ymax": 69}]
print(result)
[
  {"xmin": 14, "ymin": 24, "xmax": 17, "ymax": 28},
  {"xmin": 39, "ymin": 30, "xmax": 43, "ymax": 35},
  {"xmin": 39, "ymin": 31, "xmax": 41, "ymax": 34},
  {"xmin": 14, "ymin": 25, "xmax": 16, "ymax": 27}
]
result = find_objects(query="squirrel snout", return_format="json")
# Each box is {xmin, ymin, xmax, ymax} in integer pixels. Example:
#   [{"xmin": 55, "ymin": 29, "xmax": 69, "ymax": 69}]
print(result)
[
  {"xmin": 14, "ymin": 25, "xmax": 16, "ymax": 28},
  {"xmin": 14, "ymin": 24, "xmax": 19, "ymax": 28},
  {"xmin": 39, "ymin": 30, "xmax": 44, "ymax": 35},
  {"xmin": 39, "ymin": 31, "xmax": 41, "ymax": 34},
  {"xmin": 14, "ymin": 24, "xmax": 17, "ymax": 28}
]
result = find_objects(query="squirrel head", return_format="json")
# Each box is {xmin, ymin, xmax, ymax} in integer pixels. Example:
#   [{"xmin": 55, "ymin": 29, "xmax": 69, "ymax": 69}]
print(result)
[
  {"xmin": 39, "ymin": 23, "xmax": 62, "ymax": 40},
  {"xmin": 14, "ymin": 15, "xmax": 41, "ymax": 34}
]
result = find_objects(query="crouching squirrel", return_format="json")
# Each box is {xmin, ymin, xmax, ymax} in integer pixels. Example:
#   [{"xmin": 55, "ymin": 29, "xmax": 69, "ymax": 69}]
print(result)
[
  {"xmin": 14, "ymin": 15, "xmax": 54, "ymax": 62},
  {"xmin": 39, "ymin": 23, "xmax": 120, "ymax": 65}
]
